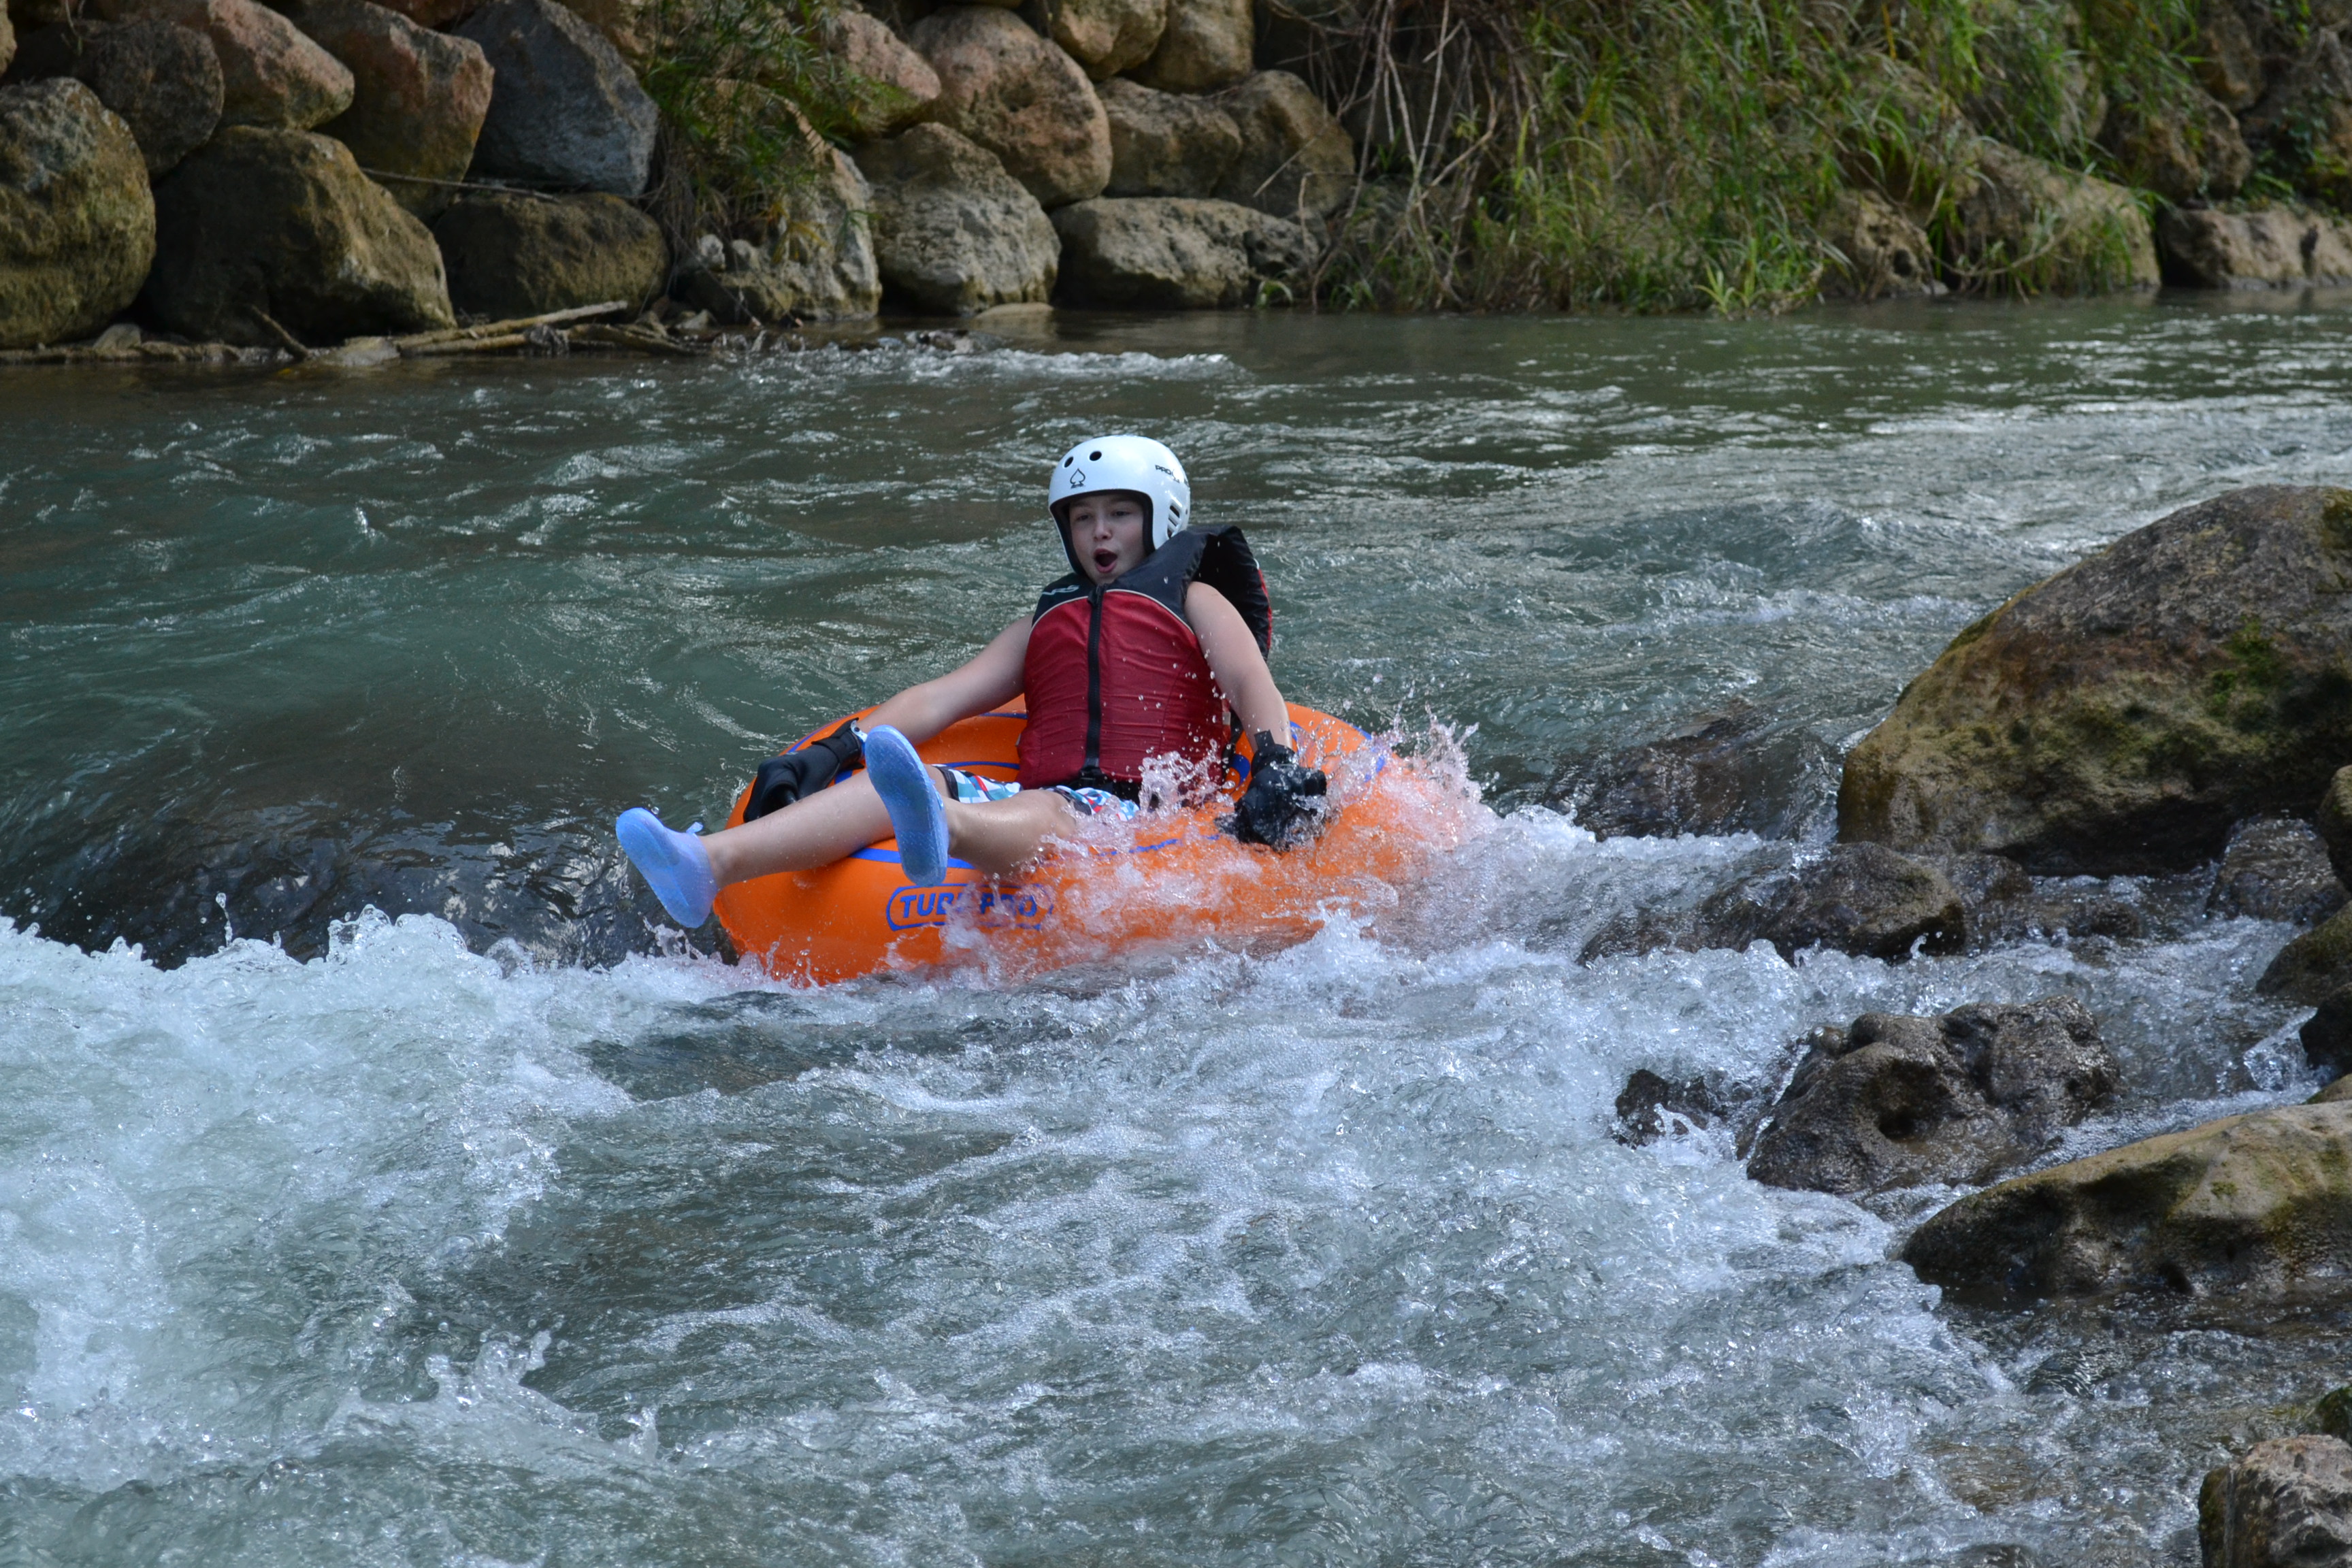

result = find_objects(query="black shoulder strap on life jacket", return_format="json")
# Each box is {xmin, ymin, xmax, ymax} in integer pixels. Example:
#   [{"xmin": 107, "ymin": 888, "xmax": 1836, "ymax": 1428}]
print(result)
[
  {"xmin": 1032, "ymin": 525, "xmax": 1274, "ymax": 652},
  {"xmin": 1033, "ymin": 572, "xmax": 1088, "ymax": 622}
]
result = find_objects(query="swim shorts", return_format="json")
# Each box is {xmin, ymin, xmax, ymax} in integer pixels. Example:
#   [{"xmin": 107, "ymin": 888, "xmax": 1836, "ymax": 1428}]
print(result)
[{"xmin": 936, "ymin": 767, "xmax": 1140, "ymax": 822}]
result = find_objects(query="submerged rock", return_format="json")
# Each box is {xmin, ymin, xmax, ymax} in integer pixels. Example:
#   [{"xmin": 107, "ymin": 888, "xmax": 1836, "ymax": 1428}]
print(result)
[
  {"xmin": 296, "ymin": 0, "xmax": 491, "ymax": 218},
  {"xmin": 2158, "ymin": 206, "xmax": 2352, "ymax": 290},
  {"xmin": 0, "ymin": 78, "xmax": 154, "ymax": 350},
  {"xmin": 144, "ymin": 0, "xmax": 353, "ymax": 130},
  {"xmin": 910, "ymin": 5, "xmax": 1108, "ymax": 208},
  {"xmin": 1901, "ymin": 1100, "xmax": 2352, "ymax": 1303},
  {"xmin": 1051, "ymin": 195, "xmax": 1310, "ymax": 308},
  {"xmin": 1099, "ymin": 75, "xmax": 1238, "ymax": 198},
  {"xmin": 1131, "ymin": 0, "xmax": 1251, "ymax": 93},
  {"xmin": 1613, "ymin": 1068, "xmax": 1728, "ymax": 1147},
  {"xmin": 144, "ymin": 125, "xmax": 453, "ymax": 344},
  {"xmin": 855, "ymin": 121, "xmax": 1057, "ymax": 314},
  {"xmin": 1820, "ymin": 188, "xmax": 1945, "ymax": 300},
  {"xmin": 457, "ymin": 0, "xmax": 657, "ymax": 197},
  {"xmin": 1693, "ymin": 842, "xmax": 1966, "ymax": 964},
  {"xmin": 1546, "ymin": 700, "xmax": 1836, "ymax": 841},
  {"xmin": 432, "ymin": 188, "xmax": 664, "ymax": 318},
  {"xmin": 2201, "ymin": 1436, "xmax": 2352, "ymax": 1568},
  {"xmin": 1213, "ymin": 69, "xmax": 1352, "ymax": 220},
  {"xmin": 2210, "ymin": 817, "xmax": 2346, "ymax": 925},
  {"xmin": 1747, "ymin": 998, "xmax": 2115, "ymax": 1196},
  {"xmin": 13, "ymin": 17, "xmax": 223, "ymax": 176},
  {"xmin": 1840, "ymin": 487, "xmax": 2352, "ymax": 875}
]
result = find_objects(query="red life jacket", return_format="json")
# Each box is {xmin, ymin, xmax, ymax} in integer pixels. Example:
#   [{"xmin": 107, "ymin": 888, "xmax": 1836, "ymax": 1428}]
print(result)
[{"xmin": 1018, "ymin": 525, "xmax": 1274, "ymax": 795}]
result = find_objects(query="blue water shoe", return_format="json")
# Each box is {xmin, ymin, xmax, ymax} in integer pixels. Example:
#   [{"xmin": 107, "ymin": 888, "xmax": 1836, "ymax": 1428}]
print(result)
[
  {"xmin": 864, "ymin": 725, "xmax": 949, "ymax": 886},
  {"xmin": 617, "ymin": 807, "xmax": 717, "ymax": 927}
]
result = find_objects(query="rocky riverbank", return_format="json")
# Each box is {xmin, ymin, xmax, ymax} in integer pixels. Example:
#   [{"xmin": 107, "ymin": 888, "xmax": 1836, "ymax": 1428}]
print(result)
[
  {"xmin": 1596, "ymin": 483, "xmax": 2352, "ymax": 1567},
  {"xmin": 7, "ymin": 0, "xmax": 2352, "ymax": 348}
]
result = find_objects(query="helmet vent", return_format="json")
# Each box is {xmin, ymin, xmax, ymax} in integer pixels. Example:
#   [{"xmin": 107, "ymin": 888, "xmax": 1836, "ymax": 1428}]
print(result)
[{"xmin": 1089, "ymin": 451, "xmax": 1102, "ymax": 461}]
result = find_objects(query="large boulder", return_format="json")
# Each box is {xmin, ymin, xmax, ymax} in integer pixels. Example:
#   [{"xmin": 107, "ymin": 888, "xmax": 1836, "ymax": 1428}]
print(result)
[
  {"xmin": 1130, "ymin": 0, "xmax": 1250, "ymax": 93},
  {"xmin": 144, "ymin": 125, "xmax": 454, "ymax": 344},
  {"xmin": 1946, "ymin": 137, "xmax": 2159, "ymax": 293},
  {"xmin": 1051, "ymin": 195, "xmax": 1309, "ymax": 307},
  {"xmin": 2209, "ymin": 817, "xmax": 2346, "ymax": 924},
  {"xmin": 2259, "ymin": 904, "xmax": 2352, "ymax": 1004},
  {"xmin": 2097, "ymin": 91, "xmax": 2251, "ymax": 203},
  {"xmin": 1901, "ymin": 1099, "xmax": 2352, "ymax": 1303},
  {"xmin": 826, "ymin": 8, "xmax": 937, "ymax": 138},
  {"xmin": 2202, "ymin": 1437, "xmax": 2352, "ymax": 1568},
  {"xmin": 854, "ymin": 120, "xmax": 1058, "ymax": 313},
  {"xmin": 1544, "ymin": 700, "xmax": 1835, "ymax": 841},
  {"xmin": 0, "ymin": 78, "xmax": 152, "ymax": 348},
  {"xmin": 1020, "ymin": 0, "xmax": 1160, "ymax": 79},
  {"xmin": 908, "ymin": 5, "xmax": 1108, "ymax": 208},
  {"xmin": 431, "ymin": 189, "xmax": 663, "ymax": 317},
  {"xmin": 1840, "ymin": 487, "xmax": 2352, "ymax": 875},
  {"xmin": 1819, "ymin": 188, "xmax": 1946, "ymax": 300},
  {"xmin": 133, "ymin": 0, "xmax": 352, "ymax": 130},
  {"xmin": 1693, "ymin": 841, "xmax": 1966, "ymax": 963},
  {"xmin": 1099, "ymin": 75, "xmax": 1237, "ymax": 197},
  {"xmin": 1213, "ymin": 69, "xmax": 1351, "ymax": 220},
  {"xmin": 1747, "ymin": 998, "xmax": 2117, "ymax": 1196},
  {"xmin": 294, "ymin": 0, "xmax": 490, "ymax": 218},
  {"xmin": 672, "ymin": 146, "xmax": 879, "ymax": 323},
  {"xmin": 10, "ymin": 17, "xmax": 222, "ymax": 176},
  {"xmin": 456, "ymin": 0, "xmax": 657, "ymax": 197},
  {"xmin": 2158, "ymin": 205, "xmax": 2352, "ymax": 289}
]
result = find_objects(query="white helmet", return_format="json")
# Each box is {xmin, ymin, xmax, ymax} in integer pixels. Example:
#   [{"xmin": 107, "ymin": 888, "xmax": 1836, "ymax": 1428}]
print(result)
[{"xmin": 1048, "ymin": 434, "xmax": 1192, "ymax": 551}]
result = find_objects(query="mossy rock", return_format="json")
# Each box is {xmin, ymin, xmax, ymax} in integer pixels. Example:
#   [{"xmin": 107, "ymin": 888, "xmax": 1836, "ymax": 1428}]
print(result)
[{"xmin": 1841, "ymin": 487, "xmax": 2352, "ymax": 875}]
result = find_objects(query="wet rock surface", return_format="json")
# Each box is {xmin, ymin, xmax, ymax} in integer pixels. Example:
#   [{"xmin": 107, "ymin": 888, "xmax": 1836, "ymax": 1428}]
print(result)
[
  {"xmin": 0, "ymin": 78, "xmax": 154, "ymax": 350},
  {"xmin": 2202, "ymin": 1435, "xmax": 2352, "ymax": 1568},
  {"xmin": 296, "ymin": 0, "xmax": 491, "ymax": 218},
  {"xmin": 2262, "ymin": 905, "xmax": 2352, "ymax": 1005},
  {"xmin": 433, "ymin": 188, "xmax": 664, "ymax": 318},
  {"xmin": 855, "ymin": 121, "xmax": 1057, "ymax": 313},
  {"xmin": 12, "ymin": 16, "xmax": 222, "ymax": 176},
  {"xmin": 457, "ymin": 0, "xmax": 655, "ymax": 196},
  {"xmin": 144, "ymin": 0, "xmax": 353, "ymax": 130},
  {"xmin": 2209, "ymin": 818, "xmax": 2346, "ymax": 925},
  {"xmin": 1694, "ymin": 842, "xmax": 1966, "ymax": 964},
  {"xmin": 1902, "ymin": 1100, "xmax": 2352, "ymax": 1304},
  {"xmin": 1051, "ymin": 194, "xmax": 1309, "ymax": 307},
  {"xmin": 1213, "ymin": 68, "xmax": 1351, "ymax": 219},
  {"xmin": 143, "ymin": 124, "xmax": 453, "ymax": 344},
  {"xmin": 910, "ymin": 3, "xmax": 1108, "ymax": 208},
  {"xmin": 1747, "ymin": 998, "xmax": 2116, "ymax": 1196},
  {"xmin": 1841, "ymin": 487, "xmax": 2352, "ymax": 875},
  {"xmin": 1546, "ymin": 700, "xmax": 1836, "ymax": 842},
  {"xmin": 1099, "ymin": 74, "xmax": 1237, "ymax": 198}
]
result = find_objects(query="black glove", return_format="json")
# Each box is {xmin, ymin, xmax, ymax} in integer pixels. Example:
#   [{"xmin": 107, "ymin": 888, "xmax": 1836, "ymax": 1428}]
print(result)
[
  {"xmin": 1226, "ymin": 732, "xmax": 1328, "ymax": 849},
  {"xmin": 743, "ymin": 720, "xmax": 864, "ymax": 821}
]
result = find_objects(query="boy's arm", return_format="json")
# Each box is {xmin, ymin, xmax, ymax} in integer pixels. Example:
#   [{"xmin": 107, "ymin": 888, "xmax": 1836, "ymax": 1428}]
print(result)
[
  {"xmin": 1183, "ymin": 581, "xmax": 1288, "ymax": 738},
  {"xmin": 861, "ymin": 615, "xmax": 1030, "ymax": 742}
]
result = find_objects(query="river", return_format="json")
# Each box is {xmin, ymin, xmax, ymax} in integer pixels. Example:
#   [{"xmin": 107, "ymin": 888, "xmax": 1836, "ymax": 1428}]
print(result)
[{"xmin": 5, "ymin": 295, "xmax": 2352, "ymax": 1564}]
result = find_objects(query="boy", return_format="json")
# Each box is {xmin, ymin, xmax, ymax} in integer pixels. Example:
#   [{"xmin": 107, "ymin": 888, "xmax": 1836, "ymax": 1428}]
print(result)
[{"xmin": 617, "ymin": 435, "xmax": 1328, "ymax": 928}]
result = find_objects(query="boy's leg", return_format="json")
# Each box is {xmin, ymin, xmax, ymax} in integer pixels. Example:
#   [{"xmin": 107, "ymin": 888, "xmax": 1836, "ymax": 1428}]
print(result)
[
  {"xmin": 701, "ymin": 772, "xmax": 926, "ymax": 885},
  {"xmin": 943, "ymin": 789, "xmax": 1081, "ymax": 876}
]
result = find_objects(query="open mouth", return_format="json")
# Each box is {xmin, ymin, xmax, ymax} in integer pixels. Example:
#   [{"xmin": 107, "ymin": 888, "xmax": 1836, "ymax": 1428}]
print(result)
[{"xmin": 1093, "ymin": 549, "xmax": 1120, "ymax": 574}]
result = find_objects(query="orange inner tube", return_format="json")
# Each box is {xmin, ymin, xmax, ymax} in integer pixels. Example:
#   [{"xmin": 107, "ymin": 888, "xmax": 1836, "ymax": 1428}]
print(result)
[{"xmin": 713, "ymin": 702, "xmax": 1465, "ymax": 985}]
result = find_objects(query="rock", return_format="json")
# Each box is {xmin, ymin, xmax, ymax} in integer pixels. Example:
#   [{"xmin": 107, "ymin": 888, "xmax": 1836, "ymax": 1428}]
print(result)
[
  {"xmin": 855, "ymin": 121, "xmax": 1057, "ymax": 313},
  {"xmin": 1050, "ymin": 194, "xmax": 1309, "ymax": 307},
  {"xmin": 2201, "ymin": 1437, "xmax": 2352, "ymax": 1567},
  {"xmin": 143, "ymin": 125, "xmax": 453, "ymax": 345},
  {"xmin": 909, "ymin": 5, "xmax": 1108, "ymax": 208},
  {"xmin": 2158, "ymin": 205, "xmax": 2352, "ymax": 289},
  {"xmin": 555, "ymin": 0, "xmax": 642, "ymax": 63},
  {"xmin": 359, "ymin": 0, "xmax": 478, "ymax": 29},
  {"xmin": 136, "ymin": 0, "xmax": 353, "ymax": 130},
  {"xmin": 2315, "ymin": 1385, "xmax": 2352, "ymax": 1444},
  {"xmin": 1946, "ymin": 137, "xmax": 2159, "ymax": 293},
  {"xmin": 1901, "ymin": 1099, "xmax": 2352, "ymax": 1303},
  {"xmin": 12, "ymin": 17, "xmax": 222, "ymax": 176},
  {"xmin": 1546, "ymin": 700, "xmax": 1837, "ymax": 841},
  {"xmin": 2198, "ymin": 6, "xmax": 2266, "ymax": 111},
  {"xmin": 431, "ymin": 188, "xmax": 662, "ymax": 317},
  {"xmin": 1840, "ymin": 487, "xmax": 2352, "ymax": 875},
  {"xmin": 672, "ymin": 146, "xmax": 878, "ymax": 323},
  {"xmin": 1020, "ymin": 0, "xmax": 1160, "ymax": 79},
  {"xmin": 2097, "ymin": 91, "xmax": 2251, "ymax": 203},
  {"xmin": 1692, "ymin": 842, "xmax": 1967, "ymax": 964},
  {"xmin": 2261, "ymin": 905, "xmax": 2352, "ymax": 1005},
  {"xmin": 456, "ymin": 0, "xmax": 657, "ymax": 197},
  {"xmin": 827, "ymin": 8, "xmax": 937, "ymax": 138},
  {"xmin": 1613, "ymin": 1068, "xmax": 1727, "ymax": 1146},
  {"xmin": 2242, "ymin": 29, "xmax": 2352, "ymax": 209},
  {"xmin": 1820, "ymin": 188, "xmax": 1946, "ymax": 300},
  {"xmin": 2210, "ymin": 818, "xmax": 2347, "ymax": 924},
  {"xmin": 1213, "ymin": 69, "xmax": 1351, "ymax": 220},
  {"xmin": 1748, "ymin": 998, "xmax": 2115, "ymax": 1195},
  {"xmin": 0, "ymin": 78, "xmax": 152, "ymax": 348},
  {"xmin": 1099, "ymin": 74, "xmax": 1237, "ymax": 197},
  {"xmin": 2301, "ymin": 989, "xmax": 2352, "ymax": 1081},
  {"xmin": 1131, "ymin": 0, "xmax": 1250, "ymax": 93},
  {"xmin": 2321, "ymin": 766, "xmax": 2352, "ymax": 885},
  {"xmin": 295, "ymin": 0, "xmax": 490, "ymax": 218}
]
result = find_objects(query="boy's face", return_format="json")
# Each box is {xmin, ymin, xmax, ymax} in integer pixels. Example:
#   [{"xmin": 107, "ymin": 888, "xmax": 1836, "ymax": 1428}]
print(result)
[{"xmin": 1064, "ymin": 491, "xmax": 1151, "ymax": 584}]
